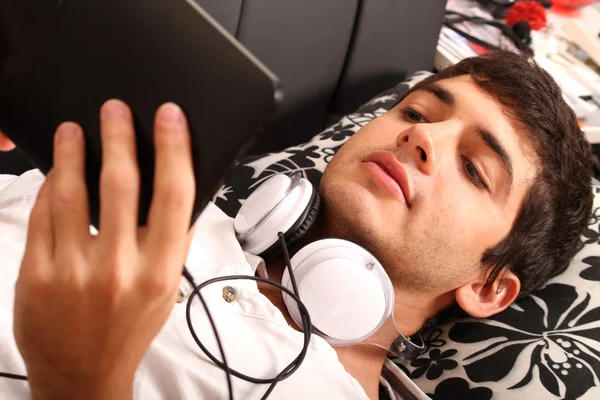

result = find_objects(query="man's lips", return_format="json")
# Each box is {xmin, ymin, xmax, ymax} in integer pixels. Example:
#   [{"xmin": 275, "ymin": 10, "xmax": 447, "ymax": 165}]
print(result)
[{"xmin": 362, "ymin": 151, "xmax": 412, "ymax": 206}]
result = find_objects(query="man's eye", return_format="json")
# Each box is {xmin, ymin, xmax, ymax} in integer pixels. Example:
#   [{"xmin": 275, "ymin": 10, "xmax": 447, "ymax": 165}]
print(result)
[
  {"xmin": 401, "ymin": 108, "xmax": 427, "ymax": 123},
  {"xmin": 463, "ymin": 158, "xmax": 487, "ymax": 190}
]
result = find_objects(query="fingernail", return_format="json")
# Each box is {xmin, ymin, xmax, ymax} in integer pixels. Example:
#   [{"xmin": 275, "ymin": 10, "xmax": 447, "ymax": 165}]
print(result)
[
  {"xmin": 158, "ymin": 103, "xmax": 183, "ymax": 125},
  {"xmin": 56, "ymin": 123, "xmax": 78, "ymax": 142},
  {"xmin": 102, "ymin": 99, "xmax": 126, "ymax": 118}
]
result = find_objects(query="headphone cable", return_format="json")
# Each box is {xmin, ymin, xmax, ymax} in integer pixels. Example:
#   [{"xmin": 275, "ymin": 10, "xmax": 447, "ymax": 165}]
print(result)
[
  {"xmin": 184, "ymin": 232, "xmax": 312, "ymax": 400},
  {"xmin": 0, "ymin": 372, "xmax": 27, "ymax": 381}
]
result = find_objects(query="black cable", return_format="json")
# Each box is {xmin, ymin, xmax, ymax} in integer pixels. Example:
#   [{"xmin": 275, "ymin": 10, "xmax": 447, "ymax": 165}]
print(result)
[
  {"xmin": 185, "ymin": 232, "xmax": 313, "ymax": 400},
  {"xmin": 278, "ymin": 232, "xmax": 299, "ymax": 295},
  {"xmin": 182, "ymin": 266, "xmax": 234, "ymax": 400},
  {"xmin": 0, "ymin": 372, "xmax": 27, "ymax": 381},
  {"xmin": 261, "ymin": 234, "xmax": 312, "ymax": 398},
  {"xmin": 185, "ymin": 278, "xmax": 312, "ymax": 396},
  {"xmin": 444, "ymin": 10, "xmax": 534, "ymax": 55}
]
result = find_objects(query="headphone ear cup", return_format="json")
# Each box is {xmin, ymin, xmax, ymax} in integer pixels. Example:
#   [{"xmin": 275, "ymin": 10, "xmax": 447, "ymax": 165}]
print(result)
[
  {"xmin": 259, "ymin": 191, "xmax": 321, "ymax": 261},
  {"xmin": 281, "ymin": 238, "xmax": 394, "ymax": 344}
]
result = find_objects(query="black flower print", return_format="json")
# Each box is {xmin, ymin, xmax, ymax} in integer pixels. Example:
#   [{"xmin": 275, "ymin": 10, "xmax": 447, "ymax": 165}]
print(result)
[
  {"xmin": 427, "ymin": 377, "xmax": 492, "ymax": 400},
  {"xmin": 356, "ymin": 92, "xmax": 400, "ymax": 114},
  {"xmin": 346, "ymin": 111, "xmax": 385, "ymax": 128},
  {"xmin": 448, "ymin": 284, "xmax": 600, "ymax": 399},
  {"xmin": 424, "ymin": 328, "xmax": 447, "ymax": 350},
  {"xmin": 582, "ymin": 226, "xmax": 600, "ymax": 245},
  {"xmin": 581, "ymin": 256, "xmax": 600, "ymax": 282},
  {"xmin": 587, "ymin": 206, "xmax": 600, "ymax": 226},
  {"xmin": 319, "ymin": 123, "xmax": 357, "ymax": 142},
  {"xmin": 285, "ymin": 145, "xmax": 320, "ymax": 160},
  {"xmin": 410, "ymin": 349, "xmax": 458, "ymax": 380},
  {"xmin": 322, "ymin": 145, "xmax": 343, "ymax": 164}
]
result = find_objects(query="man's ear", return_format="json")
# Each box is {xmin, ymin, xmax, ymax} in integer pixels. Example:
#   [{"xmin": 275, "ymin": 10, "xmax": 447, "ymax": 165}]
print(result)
[
  {"xmin": 455, "ymin": 268, "xmax": 520, "ymax": 319},
  {"xmin": 0, "ymin": 131, "xmax": 16, "ymax": 151}
]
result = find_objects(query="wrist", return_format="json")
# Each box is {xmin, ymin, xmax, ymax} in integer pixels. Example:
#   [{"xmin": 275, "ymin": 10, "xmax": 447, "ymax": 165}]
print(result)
[{"xmin": 28, "ymin": 370, "xmax": 134, "ymax": 400}]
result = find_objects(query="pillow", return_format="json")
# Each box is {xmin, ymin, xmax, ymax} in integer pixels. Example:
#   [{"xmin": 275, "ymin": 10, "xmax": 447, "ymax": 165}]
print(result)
[{"xmin": 213, "ymin": 72, "xmax": 600, "ymax": 400}]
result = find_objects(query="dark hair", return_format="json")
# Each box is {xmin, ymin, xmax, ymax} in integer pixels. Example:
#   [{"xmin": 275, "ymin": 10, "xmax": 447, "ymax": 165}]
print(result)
[{"xmin": 410, "ymin": 51, "xmax": 593, "ymax": 299}]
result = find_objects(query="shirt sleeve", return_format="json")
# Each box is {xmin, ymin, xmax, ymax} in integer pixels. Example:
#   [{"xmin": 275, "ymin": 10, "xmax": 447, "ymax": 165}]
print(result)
[
  {"xmin": 0, "ymin": 169, "xmax": 45, "ymax": 239},
  {"xmin": 0, "ymin": 169, "xmax": 44, "ymax": 396},
  {"xmin": 0, "ymin": 174, "xmax": 18, "ymax": 191}
]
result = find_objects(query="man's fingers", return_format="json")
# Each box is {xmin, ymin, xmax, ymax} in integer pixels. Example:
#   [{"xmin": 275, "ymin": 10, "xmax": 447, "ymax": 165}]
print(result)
[
  {"xmin": 50, "ymin": 122, "xmax": 90, "ymax": 252},
  {"xmin": 145, "ymin": 103, "xmax": 195, "ymax": 266},
  {"xmin": 98, "ymin": 99, "xmax": 140, "ymax": 246}
]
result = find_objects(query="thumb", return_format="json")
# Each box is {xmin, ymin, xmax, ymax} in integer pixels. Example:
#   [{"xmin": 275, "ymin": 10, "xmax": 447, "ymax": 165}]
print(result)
[{"xmin": 0, "ymin": 131, "xmax": 16, "ymax": 151}]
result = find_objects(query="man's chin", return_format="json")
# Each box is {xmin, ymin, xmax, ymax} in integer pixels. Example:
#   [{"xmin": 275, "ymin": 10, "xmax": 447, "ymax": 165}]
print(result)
[{"xmin": 323, "ymin": 188, "xmax": 389, "ymax": 240}]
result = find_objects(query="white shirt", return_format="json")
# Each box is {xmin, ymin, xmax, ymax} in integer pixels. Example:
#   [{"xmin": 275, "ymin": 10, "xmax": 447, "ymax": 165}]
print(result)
[{"xmin": 0, "ymin": 170, "xmax": 425, "ymax": 400}]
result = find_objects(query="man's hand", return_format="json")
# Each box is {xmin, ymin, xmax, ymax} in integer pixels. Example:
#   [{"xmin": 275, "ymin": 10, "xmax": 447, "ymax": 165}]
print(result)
[{"xmin": 13, "ymin": 100, "xmax": 196, "ymax": 400}]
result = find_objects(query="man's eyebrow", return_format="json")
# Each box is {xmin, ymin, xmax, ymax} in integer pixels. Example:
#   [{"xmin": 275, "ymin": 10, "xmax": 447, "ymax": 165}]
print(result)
[
  {"xmin": 419, "ymin": 82, "xmax": 455, "ymax": 107},
  {"xmin": 416, "ymin": 82, "xmax": 513, "ymax": 191},
  {"xmin": 477, "ymin": 127, "xmax": 513, "ymax": 192}
]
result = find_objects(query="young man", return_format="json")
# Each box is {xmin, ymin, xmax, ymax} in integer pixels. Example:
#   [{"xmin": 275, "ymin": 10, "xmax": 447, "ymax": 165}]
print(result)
[{"xmin": 0, "ymin": 52, "xmax": 593, "ymax": 399}]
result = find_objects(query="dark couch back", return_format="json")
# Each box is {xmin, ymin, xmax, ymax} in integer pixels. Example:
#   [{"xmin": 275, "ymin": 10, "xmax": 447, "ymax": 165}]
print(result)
[{"xmin": 197, "ymin": 0, "xmax": 446, "ymax": 153}]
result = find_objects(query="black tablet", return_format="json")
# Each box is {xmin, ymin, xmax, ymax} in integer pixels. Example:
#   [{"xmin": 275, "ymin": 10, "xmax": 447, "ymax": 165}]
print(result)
[{"xmin": 0, "ymin": 0, "xmax": 282, "ymax": 227}]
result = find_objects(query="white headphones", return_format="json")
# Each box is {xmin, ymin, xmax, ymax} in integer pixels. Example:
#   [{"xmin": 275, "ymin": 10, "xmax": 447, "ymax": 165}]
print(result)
[{"xmin": 233, "ymin": 173, "xmax": 425, "ymax": 359}]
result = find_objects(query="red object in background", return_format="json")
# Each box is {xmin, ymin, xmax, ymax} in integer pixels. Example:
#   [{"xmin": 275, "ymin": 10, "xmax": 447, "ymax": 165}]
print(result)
[
  {"xmin": 505, "ymin": 1, "xmax": 548, "ymax": 31},
  {"xmin": 552, "ymin": 0, "xmax": 596, "ymax": 10},
  {"xmin": 470, "ymin": 43, "xmax": 491, "ymax": 55}
]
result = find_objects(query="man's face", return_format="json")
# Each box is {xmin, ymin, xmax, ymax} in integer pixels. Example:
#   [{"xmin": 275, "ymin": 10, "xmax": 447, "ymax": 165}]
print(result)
[{"xmin": 320, "ymin": 75, "xmax": 536, "ymax": 296}]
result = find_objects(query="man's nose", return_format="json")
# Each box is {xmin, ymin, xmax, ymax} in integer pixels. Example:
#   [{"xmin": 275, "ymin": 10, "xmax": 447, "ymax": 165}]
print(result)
[{"xmin": 396, "ymin": 123, "xmax": 451, "ymax": 176}]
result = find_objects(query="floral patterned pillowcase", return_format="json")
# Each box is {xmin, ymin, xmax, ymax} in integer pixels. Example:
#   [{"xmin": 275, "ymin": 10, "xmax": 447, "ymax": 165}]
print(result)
[{"xmin": 213, "ymin": 72, "xmax": 600, "ymax": 400}]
